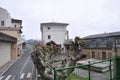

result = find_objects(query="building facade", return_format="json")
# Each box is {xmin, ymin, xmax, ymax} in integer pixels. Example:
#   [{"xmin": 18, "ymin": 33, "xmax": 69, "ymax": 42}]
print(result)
[
  {"xmin": 0, "ymin": 32, "xmax": 17, "ymax": 67},
  {"xmin": 40, "ymin": 22, "xmax": 69, "ymax": 47},
  {"xmin": 0, "ymin": 7, "xmax": 25, "ymax": 58},
  {"xmin": 82, "ymin": 32, "xmax": 120, "ymax": 60}
]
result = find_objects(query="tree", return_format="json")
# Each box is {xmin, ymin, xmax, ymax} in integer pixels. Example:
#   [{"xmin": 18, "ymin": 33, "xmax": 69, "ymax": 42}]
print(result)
[{"xmin": 31, "ymin": 37, "xmax": 86, "ymax": 80}]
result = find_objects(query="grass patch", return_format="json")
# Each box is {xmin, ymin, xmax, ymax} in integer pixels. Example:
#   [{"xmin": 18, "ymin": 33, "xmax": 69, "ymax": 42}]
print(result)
[{"xmin": 65, "ymin": 73, "xmax": 88, "ymax": 80}]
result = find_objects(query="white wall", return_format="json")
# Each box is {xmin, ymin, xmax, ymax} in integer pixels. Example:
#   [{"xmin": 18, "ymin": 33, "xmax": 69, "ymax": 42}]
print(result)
[
  {"xmin": 0, "ymin": 7, "xmax": 22, "ymax": 28},
  {"xmin": 0, "ymin": 42, "xmax": 11, "ymax": 67},
  {"xmin": 42, "ymin": 25, "xmax": 67, "ymax": 47},
  {"xmin": 0, "ymin": 7, "xmax": 12, "ymax": 27},
  {"xmin": 42, "ymin": 25, "xmax": 66, "ymax": 31},
  {"xmin": 43, "ymin": 31, "xmax": 66, "ymax": 44},
  {"xmin": 11, "ymin": 23, "xmax": 21, "ymax": 28}
]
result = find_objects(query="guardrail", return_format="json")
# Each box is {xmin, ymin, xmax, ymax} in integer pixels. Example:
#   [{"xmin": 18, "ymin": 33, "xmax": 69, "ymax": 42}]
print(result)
[{"xmin": 53, "ymin": 56, "xmax": 120, "ymax": 80}]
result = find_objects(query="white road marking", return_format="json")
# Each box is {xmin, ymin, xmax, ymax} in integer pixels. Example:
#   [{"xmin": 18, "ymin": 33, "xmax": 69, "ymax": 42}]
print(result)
[
  {"xmin": 18, "ymin": 56, "xmax": 30, "ymax": 79},
  {"xmin": 0, "ymin": 76, "xmax": 4, "ymax": 80},
  {"xmin": 19, "ymin": 56, "xmax": 30, "ymax": 75},
  {"xmin": 20, "ymin": 73, "xmax": 25, "ymax": 79},
  {"xmin": 5, "ymin": 75, "xmax": 12, "ymax": 80},
  {"xmin": 27, "ymin": 73, "xmax": 31, "ymax": 78},
  {"xmin": 0, "ymin": 59, "xmax": 18, "ymax": 77}
]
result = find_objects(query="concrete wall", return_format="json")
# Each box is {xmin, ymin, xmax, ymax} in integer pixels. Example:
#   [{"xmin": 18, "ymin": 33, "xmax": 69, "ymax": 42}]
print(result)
[
  {"xmin": 0, "ymin": 42, "xmax": 11, "ymax": 67},
  {"xmin": 11, "ymin": 43, "xmax": 18, "ymax": 59}
]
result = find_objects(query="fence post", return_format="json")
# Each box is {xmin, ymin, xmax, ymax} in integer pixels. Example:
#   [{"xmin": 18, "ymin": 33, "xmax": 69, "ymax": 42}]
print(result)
[
  {"xmin": 53, "ymin": 68, "xmax": 57, "ymax": 80},
  {"xmin": 109, "ymin": 59, "xmax": 112, "ymax": 80},
  {"xmin": 88, "ymin": 61, "xmax": 91, "ymax": 80},
  {"xmin": 116, "ymin": 56, "xmax": 120, "ymax": 80}
]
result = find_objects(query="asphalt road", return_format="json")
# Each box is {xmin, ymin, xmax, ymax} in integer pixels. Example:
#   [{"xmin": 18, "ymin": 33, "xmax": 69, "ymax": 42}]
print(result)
[{"xmin": 0, "ymin": 44, "xmax": 33, "ymax": 80}]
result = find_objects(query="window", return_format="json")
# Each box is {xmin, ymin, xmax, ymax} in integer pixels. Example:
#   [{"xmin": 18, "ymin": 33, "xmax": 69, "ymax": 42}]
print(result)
[
  {"xmin": 91, "ymin": 40, "xmax": 96, "ymax": 47},
  {"xmin": 6, "ymin": 14, "xmax": 9, "ymax": 18},
  {"xmin": 15, "ymin": 25, "xmax": 17, "ymax": 27},
  {"xmin": 1, "ymin": 21, "xmax": 4, "ymax": 26},
  {"xmin": 116, "ymin": 38, "xmax": 120, "ymax": 44},
  {"xmin": 48, "ymin": 35, "xmax": 51, "ymax": 39},
  {"xmin": 102, "ymin": 52, "xmax": 106, "ymax": 60},
  {"xmin": 48, "ymin": 27, "xmax": 50, "ymax": 30},
  {"xmin": 91, "ymin": 51, "xmax": 96, "ymax": 58},
  {"xmin": 101, "ymin": 38, "xmax": 107, "ymax": 45}
]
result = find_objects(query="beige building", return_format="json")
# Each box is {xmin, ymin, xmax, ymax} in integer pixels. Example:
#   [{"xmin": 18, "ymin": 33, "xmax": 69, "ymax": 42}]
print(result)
[
  {"xmin": 0, "ymin": 32, "xmax": 17, "ymax": 67},
  {"xmin": 0, "ymin": 7, "xmax": 26, "ymax": 68},
  {"xmin": 0, "ymin": 27, "xmax": 22, "ymax": 58},
  {"xmin": 0, "ymin": 7, "xmax": 25, "ymax": 59}
]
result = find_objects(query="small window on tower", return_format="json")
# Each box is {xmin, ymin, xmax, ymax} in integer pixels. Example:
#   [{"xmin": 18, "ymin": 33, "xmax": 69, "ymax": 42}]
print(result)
[
  {"xmin": 15, "ymin": 25, "xmax": 17, "ymax": 27},
  {"xmin": 48, "ymin": 27, "xmax": 50, "ymax": 30},
  {"xmin": 48, "ymin": 35, "xmax": 51, "ymax": 39},
  {"xmin": 6, "ymin": 14, "xmax": 9, "ymax": 18},
  {"xmin": 1, "ymin": 21, "xmax": 4, "ymax": 26}
]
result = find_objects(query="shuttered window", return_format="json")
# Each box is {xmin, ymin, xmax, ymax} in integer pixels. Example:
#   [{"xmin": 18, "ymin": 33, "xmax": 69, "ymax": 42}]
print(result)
[
  {"xmin": 48, "ymin": 35, "xmax": 51, "ymax": 39},
  {"xmin": 1, "ymin": 21, "xmax": 4, "ymax": 26}
]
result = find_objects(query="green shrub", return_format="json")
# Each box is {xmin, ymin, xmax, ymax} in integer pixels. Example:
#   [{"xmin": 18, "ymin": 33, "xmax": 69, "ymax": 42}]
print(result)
[{"xmin": 65, "ymin": 73, "xmax": 88, "ymax": 80}]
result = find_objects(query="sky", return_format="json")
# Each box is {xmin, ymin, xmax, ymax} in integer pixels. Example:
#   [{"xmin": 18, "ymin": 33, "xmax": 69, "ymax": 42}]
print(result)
[{"xmin": 0, "ymin": 0, "xmax": 120, "ymax": 40}]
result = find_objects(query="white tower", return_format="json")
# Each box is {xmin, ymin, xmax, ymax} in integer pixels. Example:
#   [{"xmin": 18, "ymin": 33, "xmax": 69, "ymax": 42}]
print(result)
[{"xmin": 40, "ymin": 22, "xmax": 69, "ymax": 47}]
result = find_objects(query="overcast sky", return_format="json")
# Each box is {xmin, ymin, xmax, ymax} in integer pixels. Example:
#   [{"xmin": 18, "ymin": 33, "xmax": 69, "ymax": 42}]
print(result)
[{"xmin": 0, "ymin": 0, "xmax": 120, "ymax": 40}]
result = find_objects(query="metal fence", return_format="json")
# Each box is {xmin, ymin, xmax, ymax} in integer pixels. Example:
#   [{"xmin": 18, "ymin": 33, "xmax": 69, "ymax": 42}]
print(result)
[{"xmin": 53, "ymin": 56, "xmax": 120, "ymax": 80}]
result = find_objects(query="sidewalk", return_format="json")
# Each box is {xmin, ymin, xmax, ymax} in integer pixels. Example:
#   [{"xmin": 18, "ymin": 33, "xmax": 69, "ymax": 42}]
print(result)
[{"xmin": 0, "ymin": 59, "xmax": 17, "ymax": 76}]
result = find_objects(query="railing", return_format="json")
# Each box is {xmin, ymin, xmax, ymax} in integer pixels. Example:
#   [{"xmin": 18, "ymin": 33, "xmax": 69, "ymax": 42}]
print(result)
[{"xmin": 53, "ymin": 56, "xmax": 120, "ymax": 80}]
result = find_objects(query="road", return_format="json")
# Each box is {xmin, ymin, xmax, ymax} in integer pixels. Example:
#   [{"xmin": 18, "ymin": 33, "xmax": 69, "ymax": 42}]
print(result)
[{"xmin": 0, "ymin": 44, "xmax": 33, "ymax": 80}]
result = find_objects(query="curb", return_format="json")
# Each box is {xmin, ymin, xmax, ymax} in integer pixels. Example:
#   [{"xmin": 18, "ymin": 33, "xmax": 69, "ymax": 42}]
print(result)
[{"xmin": 0, "ymin": 58, "xmax": 18, "ymax": 76}]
